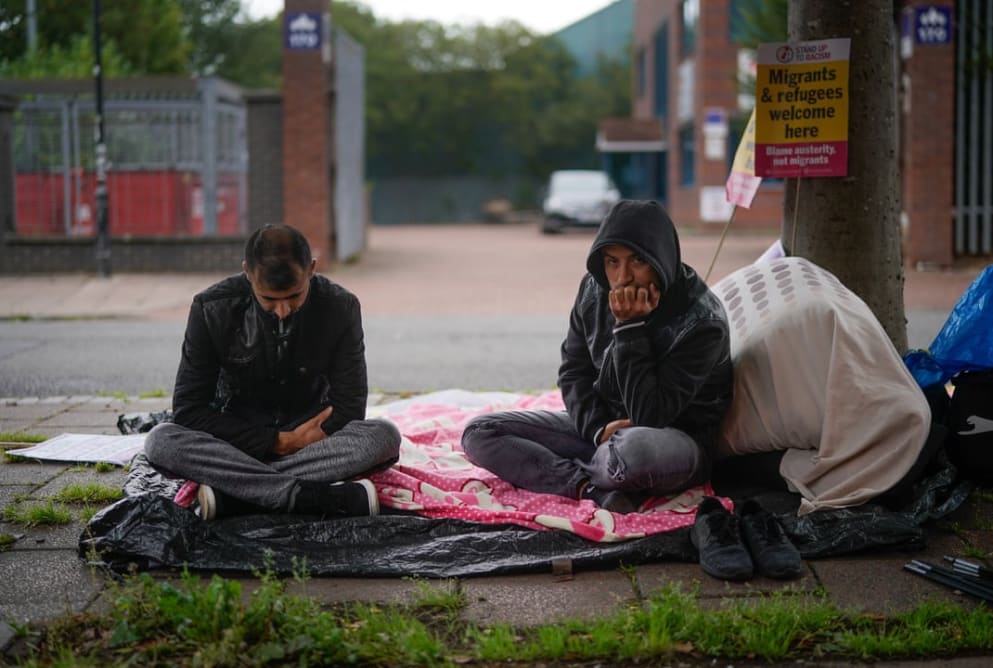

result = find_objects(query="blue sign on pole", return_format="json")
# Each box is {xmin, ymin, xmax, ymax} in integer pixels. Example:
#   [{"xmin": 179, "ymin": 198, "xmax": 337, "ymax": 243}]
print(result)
[
  {"xmin": 285, "ymin": 12, "xmax": 321, "ymax": 50},
  {"xmin": 913, "ymin": 6, "xmax": 952, "ymax": 45}
]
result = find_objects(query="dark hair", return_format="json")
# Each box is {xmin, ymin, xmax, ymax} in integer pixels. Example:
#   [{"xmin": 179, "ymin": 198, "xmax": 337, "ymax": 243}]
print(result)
[{"xmin": 244, "ymin": 224, "xmax": 312, "ymax": 290}]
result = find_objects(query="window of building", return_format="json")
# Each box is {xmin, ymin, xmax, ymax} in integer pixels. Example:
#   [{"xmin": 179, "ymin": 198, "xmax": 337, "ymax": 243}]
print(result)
[
  {"xmin": 653, "ymin": 24, "xmax": 669, "ymax": 119},
  {"xmin": 636, "ymin": 48, "xmax": 646, "ymax": 98},
  {"xmin": 681, "ymin": 0, "xmax": 699, "ymax": 56},
  {"xmin": 679, "ymin": 123, "xmax": 695, "ymax": 186}
]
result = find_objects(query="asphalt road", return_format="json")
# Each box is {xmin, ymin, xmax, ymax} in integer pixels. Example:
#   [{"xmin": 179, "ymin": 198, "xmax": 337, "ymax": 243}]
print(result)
[
  {"xmin": 0, "ymin": 310, "xmax": 950, "ymax": 398},
  {"xmin": 0, "ymin": 223, "xmax": 967, "ymax": 398}
]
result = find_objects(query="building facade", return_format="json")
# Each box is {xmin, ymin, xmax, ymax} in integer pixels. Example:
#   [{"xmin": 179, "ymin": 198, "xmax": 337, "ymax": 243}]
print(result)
[{"xmin": 612, "ymin": 0, "xmax": 992, "ymax": 265}]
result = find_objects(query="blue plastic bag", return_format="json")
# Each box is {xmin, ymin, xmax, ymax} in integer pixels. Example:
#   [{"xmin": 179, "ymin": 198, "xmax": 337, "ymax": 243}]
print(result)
[{"xmin": 905, "ymin": 265, "xmax": 993, "ymax": 387}]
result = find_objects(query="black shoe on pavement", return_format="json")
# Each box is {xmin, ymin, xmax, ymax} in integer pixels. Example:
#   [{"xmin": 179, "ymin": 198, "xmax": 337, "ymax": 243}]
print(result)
[
  {"xmin": 690, "ymin": 496, "xmax": 754, "ymax": 581},
  {"xmin": 582, "ymin": 484, "xmax": 639, "ymax": 514},
  {"xmin": 197, "ymin": 484, "xmax": 265, "ymax": 520},
  {"xmin": 737, "ymin": 499, "xmax": 803, "ymax": 579},
  {"xmin": 293, "ymin": 479, "xmax": 380, "ymax": 518}
]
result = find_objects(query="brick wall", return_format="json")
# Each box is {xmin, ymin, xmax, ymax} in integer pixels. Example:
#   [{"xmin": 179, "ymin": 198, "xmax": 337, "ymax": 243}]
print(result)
[
  {"xmin": 0, "ymin": 236, "xmax": 246, "ymax": 273},
  {"xmin": 900, "ymin": 1, "xmax": 955, "ymax": 267},
  {"xmin": 282, "ymin": 0, "xmax": 334, "ymax": 270}
]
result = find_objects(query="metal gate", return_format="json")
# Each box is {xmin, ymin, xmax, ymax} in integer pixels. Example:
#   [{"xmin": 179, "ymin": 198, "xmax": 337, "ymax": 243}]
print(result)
[
  {"xmin": 6, "ymin": 77, "xmax": 246, "ymax": 238},
  {"xmin": 955, "ymin": 0, "xmax": 993, "ymax": 255}
]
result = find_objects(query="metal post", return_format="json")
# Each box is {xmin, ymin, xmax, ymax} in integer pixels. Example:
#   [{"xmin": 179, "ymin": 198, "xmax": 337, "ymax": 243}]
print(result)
[
  {"xmin": 26, "ymin": 0, "xmax": 37, "ymax": 53},
  {"xmin": 92, "ymin": 0, "xmax": 111, "ymax": 276}
]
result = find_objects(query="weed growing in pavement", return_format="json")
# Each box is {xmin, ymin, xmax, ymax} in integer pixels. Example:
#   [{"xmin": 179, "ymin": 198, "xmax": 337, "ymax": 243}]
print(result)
[
  {"xmin": 53, "ymin": 483, "xmax": 123, "ymax": 505},
  {"xmin": 3, "ymin": 500, "xmax": 73, "ymax": 527},
  {"xmin": 137, "ymin": 388, "xmax": 167, "ymax": 398},
  {"xmin": 0, "ymin": 431, "xmax": 47, "ymax": 443},
  {"xmin": 96, "ymin": 390, "xmax": 129, "ymax": 402},
  {"xmin": 961, "ymin": 545, "xmax": 991, "ymax": 561},
  {"xmin": 79, "ymin": 506, "xmax": 101, "ymax": 523},
  {"xmin": 0, "ymin": 533, "xmax": 15, "ymax": 552},
  {"xmin": 93, "ymin": 462, "xmax": 116, "ymax": 473},
  {"xmin": 972, "ymin": 487, "xmax": 993, "ymax": 504},
  {"xmin": 10, "ymin": 573, "xmax": 993, "ymax": 666},
  {"xmin": 2, "ymin": 448, "xmax": 27, "ymax": 463}
]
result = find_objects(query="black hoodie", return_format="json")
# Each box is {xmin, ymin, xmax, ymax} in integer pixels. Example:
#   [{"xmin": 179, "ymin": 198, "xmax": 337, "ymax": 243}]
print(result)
[{"xmin": 558, "ymin": 200, "xmax": 733, "ymax": 454}]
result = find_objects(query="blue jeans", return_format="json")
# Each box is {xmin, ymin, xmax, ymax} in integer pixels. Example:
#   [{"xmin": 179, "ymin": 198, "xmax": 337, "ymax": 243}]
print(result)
[{"xmin": 461, "ymin": 410, "xmax": 709, "ymax": 499}]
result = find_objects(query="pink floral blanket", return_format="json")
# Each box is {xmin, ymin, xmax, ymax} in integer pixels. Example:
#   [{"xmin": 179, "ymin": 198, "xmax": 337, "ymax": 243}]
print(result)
[
  {"xmin": 367, "ymin": 390, "xmax": 719, "ymax": 543},
  {"xmin": 173, "ymin": 390, "xmax": 721, "ymax": 542}
]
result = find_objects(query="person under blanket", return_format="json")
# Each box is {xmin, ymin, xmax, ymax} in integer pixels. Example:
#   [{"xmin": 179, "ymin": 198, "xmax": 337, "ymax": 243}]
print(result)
[
  {"xmin": 144, "ymin": 224, "xmax": 400, "ymax": 520},
  {"xmin": 462, "ymin": 200, "xmax": 733, "ymax": 513}
]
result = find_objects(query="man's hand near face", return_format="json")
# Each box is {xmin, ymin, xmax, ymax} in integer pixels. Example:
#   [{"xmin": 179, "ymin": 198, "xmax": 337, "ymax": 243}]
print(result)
[
  {"xmin": 275, "ymin": 405, "xmax": 334, "ymax": 456},
  {"xmin": 608, "ymin": 282, "xmax": 660, "ymax": 322}
]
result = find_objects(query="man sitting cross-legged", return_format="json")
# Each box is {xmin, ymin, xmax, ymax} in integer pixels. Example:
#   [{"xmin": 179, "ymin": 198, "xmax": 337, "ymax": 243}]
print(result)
[{"xmin": 145, "ymin": 224, "xmax": 400, "ymax": 519}]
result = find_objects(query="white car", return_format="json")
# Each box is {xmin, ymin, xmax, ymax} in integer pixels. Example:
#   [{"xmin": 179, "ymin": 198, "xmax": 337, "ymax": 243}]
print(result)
[{"xmin": 541, "ymin": 170, "xmax": 621, "ymax": 234}]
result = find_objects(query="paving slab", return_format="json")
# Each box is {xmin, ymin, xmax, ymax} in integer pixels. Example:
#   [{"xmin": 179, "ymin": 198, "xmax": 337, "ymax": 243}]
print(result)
[
  {"xmin": 35, "ymin": 410, "xmax": 125, "ymax": 429},
  {"xmin": 32, "ymin": 467, "xmax": 128, "ymax": 499},
  {"xmin": 635, "ymin": 561, "xmax": 818, "ymax": 604},
  {"xmin": 0, "ymin": 549, "xmax": 103, "ymax": 624},
  {"xmin": 459, "ymin": 570, "xmax": 636, "ymax": 627},
  {"xmin": 0, "ymin": 423, "xmax": 45, "ymax": 436},
  {"xmin": 812, "ymin": 529, "xmax": 982, "ymax": 615},
  {"xmin": 0, "ymin": 404, "xmax": 66, "ymax": 420},
  {"xmin": 0, "ymin": 460, "xmax": 65, "ymax": 487}
]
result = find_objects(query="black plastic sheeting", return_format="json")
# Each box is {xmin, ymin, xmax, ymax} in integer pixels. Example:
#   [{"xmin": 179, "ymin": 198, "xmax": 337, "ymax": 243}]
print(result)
[
  {"xmin": 79, "ymin": 449, "xmax": 972, "ymax": 578},
  {"xmin": 80, "ymin": 495, "xmax": 697, "ymax": 578}
]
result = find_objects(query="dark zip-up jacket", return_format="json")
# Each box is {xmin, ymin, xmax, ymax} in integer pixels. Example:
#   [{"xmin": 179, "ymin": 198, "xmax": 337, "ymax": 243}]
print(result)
[
  {"xmin": 171, "ymin": 273, "xmax": 367, "ymax": 460},
  {"xmin": 558, "ymin": 200, "xmax": 733, "ymax": 454}
]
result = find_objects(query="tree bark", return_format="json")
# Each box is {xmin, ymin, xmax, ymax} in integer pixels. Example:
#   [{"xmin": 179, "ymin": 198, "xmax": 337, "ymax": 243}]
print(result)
[{"xmin": 784, "ymin": 0, "xmax": 907, "ymax": 352}]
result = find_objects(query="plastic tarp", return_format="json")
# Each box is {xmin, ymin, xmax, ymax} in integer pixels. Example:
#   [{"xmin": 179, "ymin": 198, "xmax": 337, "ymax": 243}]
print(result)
[
  {"xmin": 79, "ymin": 408, "xmax": 971, "ymax": 578},
  {"xmin": 905, "ymin": 265, "xmax": 993, "ymax": 388}
]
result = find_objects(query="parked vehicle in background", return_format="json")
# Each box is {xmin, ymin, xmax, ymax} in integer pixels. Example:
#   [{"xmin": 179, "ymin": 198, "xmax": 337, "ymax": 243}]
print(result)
[{"xmin": 541, "ymin": 170, "xmax": 621, "ymax": 234}]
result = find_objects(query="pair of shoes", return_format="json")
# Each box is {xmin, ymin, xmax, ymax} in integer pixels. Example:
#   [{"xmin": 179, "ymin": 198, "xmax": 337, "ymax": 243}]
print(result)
[
  {"xmin": 690, "ymin": 496, "xmax": 803, "ymax": 581},
  {"xmin": 197, "ymin": 484, "xmax": 265, "ymax": 520},
  {"xmin": 293, "ymin": 479, "xmax": 380, "ymax": 518},
  {"xmin": 581, "ymin": 483, "xmax": 638, "ymax": 514},
  {"xmin": 690, "ymin": 496, "xmax": 753, "ymax": 580},
  {"xmin": 737, "ymin": 499, "xmax": 803, "ymax": 579}
]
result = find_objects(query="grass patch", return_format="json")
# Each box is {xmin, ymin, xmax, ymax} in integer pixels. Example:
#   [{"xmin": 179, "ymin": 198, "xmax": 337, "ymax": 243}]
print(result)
[
  {"xmin": 53, "ymin": 483, "xmax": 123, "ymax": 505},
  {"xmin": 93, "ymin": 461, "xmax": 116, "ymax": 473},
  {"xmin": 3, "ymin": 448, "xmax": 30, "ymax": 463},
  {"xmin": 0, "ymin": 533, "xmax": 15, "ymax": 552},
  {"xmin": 3, "ymin": 500, "xmax": 73, "ymax": 527},
  {"xmin": 11, "ymin": 574, "xmax": 993, "ymax": 666},
  {"xmin": 0, "ymin": 431, "xmax": 47, "ymax": 443},
  {"xmin": 137, "ymin": 388, "xmax": 167, "ymax": 399},
  {"xmin": 96, "ymin": 391, "xmax": 129, "ymax": 402},
  {"xmin": 971, "ymin": 487, "xmax": 993, "ymax": 504},
  {"xmin": 961, "ymin": 545, "xmax": 991, "ymax": 561}
]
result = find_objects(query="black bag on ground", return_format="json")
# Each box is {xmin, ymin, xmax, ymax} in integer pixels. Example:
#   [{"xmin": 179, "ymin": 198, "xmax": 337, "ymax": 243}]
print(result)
[{"xmin": 947, "ymin": 369, "xmax": 993, "ymax": 486}]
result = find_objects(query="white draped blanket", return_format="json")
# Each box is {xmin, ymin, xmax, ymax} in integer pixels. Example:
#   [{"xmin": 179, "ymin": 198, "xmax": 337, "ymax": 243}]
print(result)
[{"xmin": 714, "ymin": 257, "xmax": 930, "ymax": 515}]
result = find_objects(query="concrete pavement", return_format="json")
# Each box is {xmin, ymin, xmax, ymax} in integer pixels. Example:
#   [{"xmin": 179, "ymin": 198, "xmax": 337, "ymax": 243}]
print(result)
[{"xmin": 1, "ymin": 223, "xmax": 992, "ymax": 662}]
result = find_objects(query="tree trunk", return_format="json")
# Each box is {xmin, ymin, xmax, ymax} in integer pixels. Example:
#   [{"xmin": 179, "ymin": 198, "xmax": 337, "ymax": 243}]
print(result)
[{"xmin": 784, "ymin": 0, "xmax": 907, "ymax": 352}]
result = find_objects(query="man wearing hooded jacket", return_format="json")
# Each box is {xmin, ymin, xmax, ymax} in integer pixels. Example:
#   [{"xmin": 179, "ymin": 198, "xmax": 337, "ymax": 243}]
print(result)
[{"xmin": 462, "ymin": 200, "xmax": 733, "ymax": 512}]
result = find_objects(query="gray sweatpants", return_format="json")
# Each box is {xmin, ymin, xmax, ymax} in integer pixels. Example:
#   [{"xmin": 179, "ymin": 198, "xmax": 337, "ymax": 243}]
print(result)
[
  {"xmin": 461, "ymin": 410, "xmax": 709, "ymax": 499},
  {"xmin": 144, "ymin": 418, "xmax": 401, "ymax": 511}
]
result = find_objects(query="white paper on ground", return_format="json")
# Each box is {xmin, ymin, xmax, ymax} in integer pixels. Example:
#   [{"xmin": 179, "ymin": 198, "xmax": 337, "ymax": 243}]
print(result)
[{"xmin": 9, "ymin": 432, "xmax": 146, "ymax": 466}]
